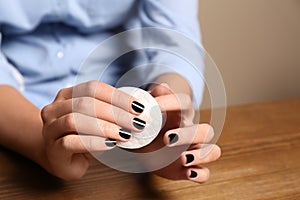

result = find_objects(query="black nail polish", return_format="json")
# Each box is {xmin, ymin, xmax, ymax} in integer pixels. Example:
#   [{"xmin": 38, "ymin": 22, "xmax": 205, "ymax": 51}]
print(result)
[
  {"xmin": 168, "ymin": 133, "xmax": 178, "ymax": 145},
  {"xmin": 119, "ymin": 128, "xmax": 131, "ymax": 139},
  {"xmin": 133, "ymin": 118, "xmax": 146, "ymax": 130},
  {"xmin": 105, "ymin": 138, "xmax": 116, "ymax": 147},
  {"xmin": 186, "ymin": 154, "xmax": 194, "ymax": 164},
  {"xmin": 190, "ymin": 170, "xmax": 197, "ymax": 178},
  {"xmin": 132, "ymin": 101, "xmax": 144, "ymax": 113}
]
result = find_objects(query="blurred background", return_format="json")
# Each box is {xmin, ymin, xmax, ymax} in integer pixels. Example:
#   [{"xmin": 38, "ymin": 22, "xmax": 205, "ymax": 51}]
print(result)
[{"xmin": 199, "ymin": 0, "xmax": 300, "ymax": 108}]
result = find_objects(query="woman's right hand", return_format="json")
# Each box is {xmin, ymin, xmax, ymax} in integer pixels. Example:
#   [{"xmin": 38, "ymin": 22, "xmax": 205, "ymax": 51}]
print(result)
[{"xmin": 40, "ymin": 81, "xmax": 146, "ymax": 180}]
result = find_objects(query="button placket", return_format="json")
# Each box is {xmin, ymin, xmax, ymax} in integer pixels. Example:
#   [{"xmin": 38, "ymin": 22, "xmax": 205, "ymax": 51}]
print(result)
[{"xmin": 54, "ymin": 0, "xmax": 67, "ymax": 19}]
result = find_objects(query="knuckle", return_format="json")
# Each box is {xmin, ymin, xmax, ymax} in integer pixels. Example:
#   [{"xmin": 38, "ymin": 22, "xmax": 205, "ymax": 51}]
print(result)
[
  {"xmin": 154, "ymin": 85, "xmax": 166, "ymax": 95},
  {"xmin": 102, "ymin": 122, "xmax": 117, "ymax": 138},
  {"xmin": 63, "ymin": 114, "xmax": 76, "ymax": 132},
  {"xmin": 99, "ymin": 121, "xmax": 109, "ymax": 138},
  {"xmin": 74, "ymin": 98, "xmax": 88, "ymax": 112},
  {"xmin": 41, "ymin": 105, "xmax": 52, "ymax": 123},
  {"xmin": 85, "ymin": 80, "xmax": 99, "ymax": 97},
  {"xmin": 60, "ymin": 137, "xmax": 70, "ymax": 151},
  {"xmin": 85, "ymin": 138, "xmax": 93, "ymax": 150},
  {"xmin": 86, "ymin": 137, "xmax": 98, "ymax": 151},
  {"xmin": 95, "ymin": 81, "xmax": 105, "ymax": 88},
  {"xmin": 113, "ymin": 109, "xmax": 123, "ymax": 124},
  {"xmin": 56, "ymin": 89, "xmax": 65, "ymax": 99},
  {"xmin": 111, "ymin": 90, "xmax": 122, "ymax": 104}
]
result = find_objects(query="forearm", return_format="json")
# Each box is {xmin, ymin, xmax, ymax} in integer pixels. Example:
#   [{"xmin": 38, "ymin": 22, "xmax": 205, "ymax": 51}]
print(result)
[{"xmin": 0, "ymin": 85, "xmax": 46, "ymax": 167}]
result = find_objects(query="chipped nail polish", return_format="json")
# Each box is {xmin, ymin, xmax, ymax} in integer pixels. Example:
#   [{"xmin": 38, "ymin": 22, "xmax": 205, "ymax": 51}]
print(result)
[
  {"xmin": 186, "ymin": 154, "xmax": 194, "ymax": 164},
  {"xmin": 105, "ymin": 138, "xmax": 116, "ymax": 147},
  {"xmin": 168, "ymin": 133, "xmax": 178, "ymax": 145},
  {"xmin": 190, "ymin": 170, "xmax": 197, "ymax": 178}
]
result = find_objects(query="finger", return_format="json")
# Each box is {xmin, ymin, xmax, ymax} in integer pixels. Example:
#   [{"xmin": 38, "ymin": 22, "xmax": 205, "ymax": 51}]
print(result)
[
  {"xmin": 42, "ymin": 97, "xmax": 146, "ymax": 132},
  {"xmin": 155, "ymin": 93, "xmax": 192, "ymax": 112},
  {"xmin": 54, "ymin": 81, "xmax": 145, "ymax": 115},
  {"xmin": 83, "ymin": 153, "xmax": 97, "ymax": 163},
  {"xmin": 150, "ymin": 83, "xmax": 172, "ymax": 97},
  {"xmin": 182, "ymin": 145, "xmax": 221, "ymax": 167},
  {"xmin": 150, "ymin": 83, "xmax": 194, "ymax": 125},
  {"xmin": 57, "ymin": 135, "xmax": 116, "ymax": 153},
  {"xmin": 186, "ymin": 167, "xmax": 210, "ymax": 183},
  {"xmin": 45, "ymin": 113, "xmax": 133, "ymax": 141},
  {"xmin": 181, "ymin": 109, "xmax": 195, "ymax": 127},
  {"xmin": 163, "ymin": 124, "xmax": 214, "ymax": 146}
]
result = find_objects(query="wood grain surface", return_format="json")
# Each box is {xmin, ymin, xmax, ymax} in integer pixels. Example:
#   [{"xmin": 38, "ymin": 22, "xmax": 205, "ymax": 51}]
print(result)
[{"xmin": 1, "ymin": 99, "xmax": 300, "ymax": 200}]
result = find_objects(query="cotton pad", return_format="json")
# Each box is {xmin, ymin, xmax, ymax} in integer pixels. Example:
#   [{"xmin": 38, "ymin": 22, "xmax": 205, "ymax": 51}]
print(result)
[{"xmin": 116, "ymin": 87, "xmax": 162, "ymax": 149}]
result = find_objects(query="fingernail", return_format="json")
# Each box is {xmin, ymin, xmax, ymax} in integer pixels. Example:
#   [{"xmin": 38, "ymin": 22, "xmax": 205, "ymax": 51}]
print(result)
[
  {"xmin": 119, "ymin": 128, "xmax": 131, "ymax": 140},
  {"xmin": 190, "ymin": 170, "xmax": 197, "ymax": 178},
  {"xmin": 186, "ymin": 154, "xmax": 194, "ymax": 164},
  {"xmin": 132, "ymin": 101, "xmax": 144, "ymax": 113},
  {"xmin": 168, "ymin": 133, "xmax": 178, "ymax": 145},
  {"xmin": 133, "ymin": 118, "xmax": 146, "ymax": 130},
  {"xmin": 105, "ymin": 138, "xmax": 116, "ymax": 147}
]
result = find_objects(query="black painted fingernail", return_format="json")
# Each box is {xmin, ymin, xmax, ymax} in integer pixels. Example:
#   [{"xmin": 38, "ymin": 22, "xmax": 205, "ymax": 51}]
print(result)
[
  {"xmin": 190, "ymin": 170, "xmax": 197, "ymax": 178},
  {"xmin": 119, "ymin": 128, "xmax": 131, "ymax": 139},
  {"xmin": 133, "ymin": 118, "xmax": 146, "ymax": 130},
  {"xmin": 168, "ymin": 133, "xmax": 178, "ymax": 145},
  {"xmin": 105, "ymin": 138, "xmax": 116, "ymax": 147},
  {"xmin": 132, "ymin": 101, "xmax": 144, "ymax": 113},
  {"xmin": 186, "ymin": 154, "xmax": 194, "ymax": 164}
]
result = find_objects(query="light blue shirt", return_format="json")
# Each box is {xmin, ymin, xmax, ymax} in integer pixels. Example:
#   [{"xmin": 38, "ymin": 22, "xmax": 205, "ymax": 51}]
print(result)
[{"xmin": 0, "ymin": 0, "xmax": 204, "ymax": 109}]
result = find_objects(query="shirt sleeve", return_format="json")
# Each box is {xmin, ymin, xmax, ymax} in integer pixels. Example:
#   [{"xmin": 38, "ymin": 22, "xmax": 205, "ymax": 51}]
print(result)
[
  {"xmin": 138, "ymin": 0, "xmax": 205, "ymax": 108},
  {"xmin": 0, "ymin": 32, "xmax": 24, "ymax": 91}
]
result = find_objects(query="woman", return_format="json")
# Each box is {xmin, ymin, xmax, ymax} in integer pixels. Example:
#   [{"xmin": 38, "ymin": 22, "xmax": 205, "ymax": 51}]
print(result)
[{"xmin": 0, "ymin": 0, "xmax": 221, "ymax": 183}]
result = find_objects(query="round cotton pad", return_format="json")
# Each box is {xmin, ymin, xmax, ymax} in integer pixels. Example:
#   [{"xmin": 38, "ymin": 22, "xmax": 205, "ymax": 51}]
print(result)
[{"xmin": 116, "ymin": 87, "xmax": 162, "ymax": 149}]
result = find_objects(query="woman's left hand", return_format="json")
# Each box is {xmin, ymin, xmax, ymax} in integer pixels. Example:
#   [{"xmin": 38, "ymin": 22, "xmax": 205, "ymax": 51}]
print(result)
[{"xmin": 138, "ymin": 84, "xmax": 221, "ymax": 184}]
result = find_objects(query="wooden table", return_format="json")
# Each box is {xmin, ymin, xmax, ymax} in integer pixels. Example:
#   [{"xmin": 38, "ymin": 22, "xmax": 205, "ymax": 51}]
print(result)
[{"xmin": 1, "ymin": 99, "xmax": 300, "ymax": 200}]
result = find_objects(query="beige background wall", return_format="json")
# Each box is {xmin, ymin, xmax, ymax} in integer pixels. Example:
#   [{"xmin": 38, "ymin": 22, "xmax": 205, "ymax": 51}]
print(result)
[{"xmin": 198, "ymin": 0, "xmax": 300, "ymax": 108}]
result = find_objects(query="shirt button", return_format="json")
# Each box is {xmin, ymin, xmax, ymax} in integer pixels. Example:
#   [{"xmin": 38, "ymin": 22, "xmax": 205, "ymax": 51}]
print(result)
[{"xmin": 56, "ymin": 51, "xmax": 64, "ymax": 59}]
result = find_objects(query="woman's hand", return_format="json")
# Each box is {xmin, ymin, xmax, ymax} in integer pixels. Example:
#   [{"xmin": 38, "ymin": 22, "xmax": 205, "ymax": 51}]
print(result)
[
  {"xmin": 140, "ymin": 83, "xmax": 221, "ymax": 184},
  {"xmin": 40, "ymin": 81, "xmax": 146, "ymax": 180}
]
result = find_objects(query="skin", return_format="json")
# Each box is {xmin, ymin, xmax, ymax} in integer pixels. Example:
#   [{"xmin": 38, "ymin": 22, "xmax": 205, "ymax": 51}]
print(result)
[{"xmin": 0, "ymin": 73, "xmax": 221, "ymax": 183}]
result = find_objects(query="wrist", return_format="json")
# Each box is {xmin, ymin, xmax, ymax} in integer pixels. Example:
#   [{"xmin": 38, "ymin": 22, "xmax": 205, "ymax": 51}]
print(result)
[
  {"xmin": 32, "ymin": 132, "xmax": 50, "ymax": 170},
  {"xmin": 0, "ymin": 86, "xmax": 50, "ymax": 170}
]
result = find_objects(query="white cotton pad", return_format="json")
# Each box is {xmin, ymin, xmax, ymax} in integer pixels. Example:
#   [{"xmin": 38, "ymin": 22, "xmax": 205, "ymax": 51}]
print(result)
[{"xmin": 116, "ymin": 87, "xmax": 162, "ymax": 149}]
